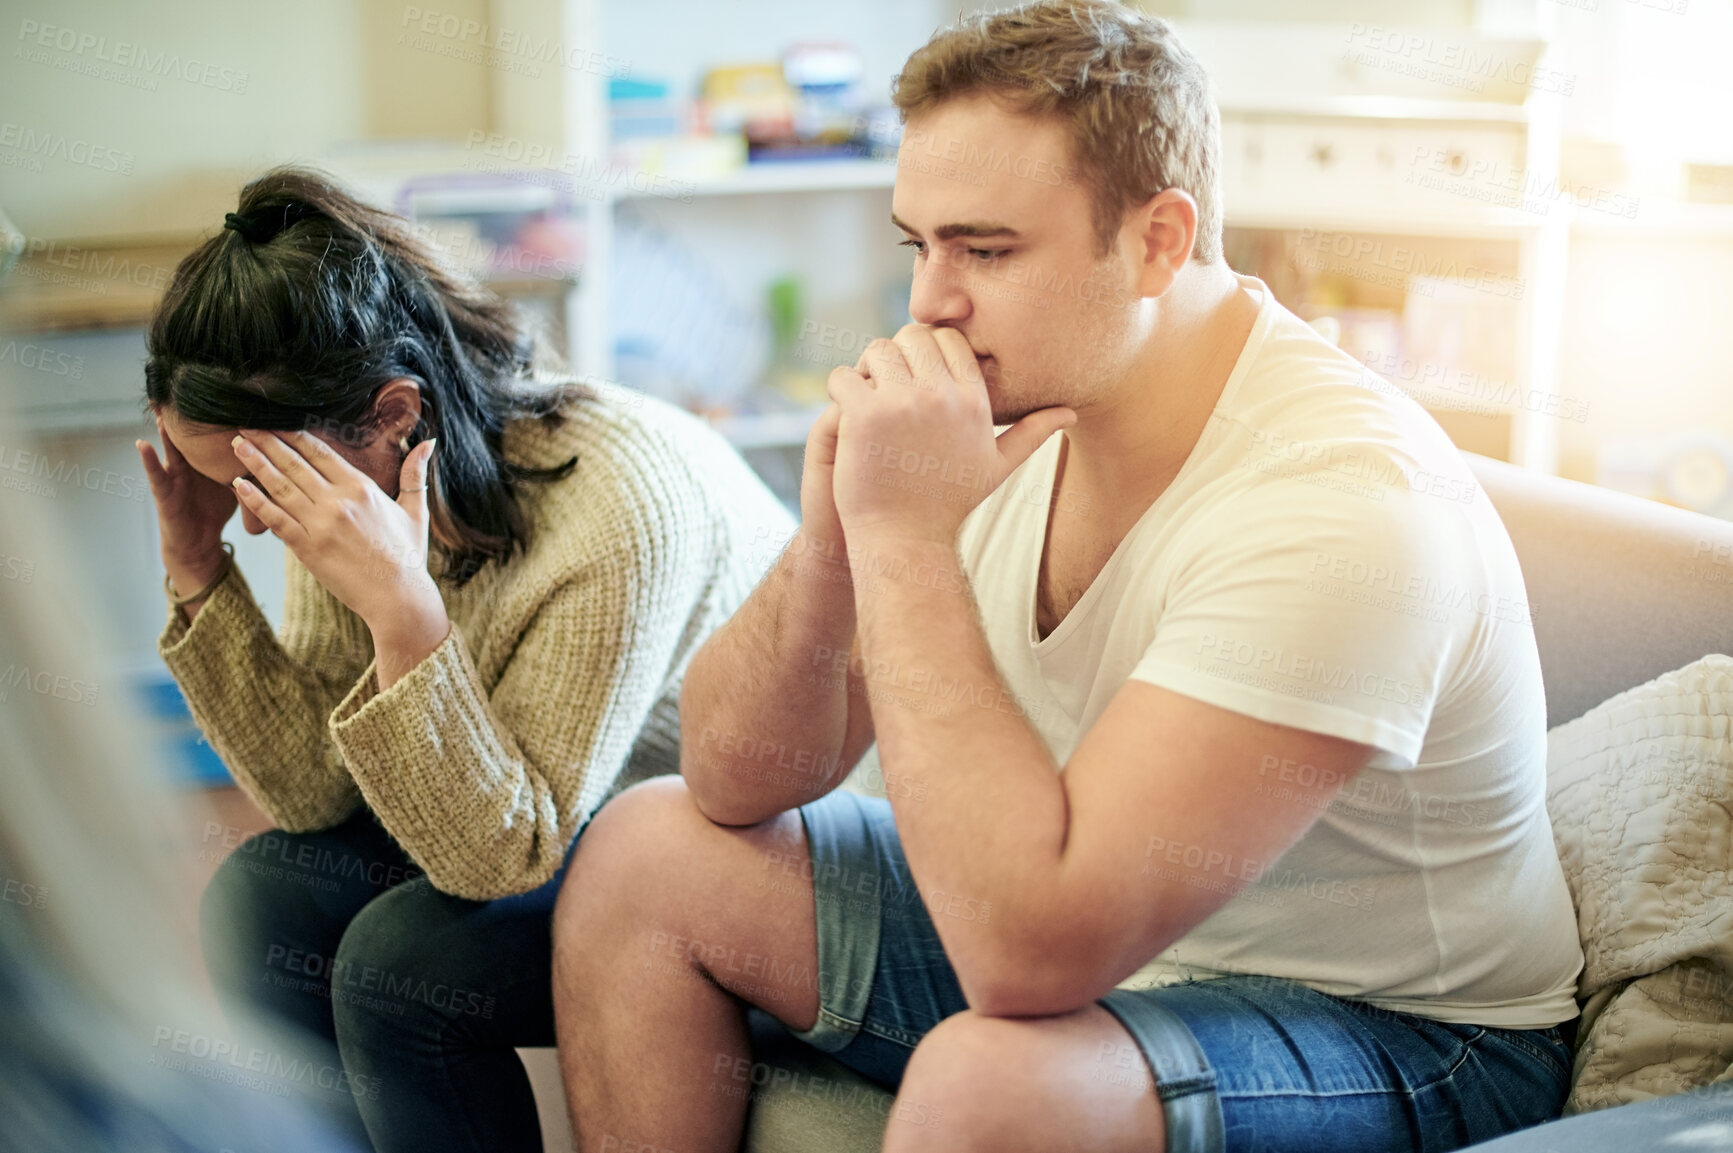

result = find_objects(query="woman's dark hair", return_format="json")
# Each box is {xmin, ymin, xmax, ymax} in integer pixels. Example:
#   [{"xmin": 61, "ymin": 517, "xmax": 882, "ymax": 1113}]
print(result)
[{"xmin": 145, "ymin": 165, "xmax": 586, "ymax": 584}]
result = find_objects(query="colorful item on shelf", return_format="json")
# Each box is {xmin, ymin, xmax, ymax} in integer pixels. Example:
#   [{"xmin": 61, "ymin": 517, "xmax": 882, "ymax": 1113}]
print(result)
[
  {"xmin": 510, "ymin": 214, "xmax": 586, "ymax": 279},
  {"xmin": 765, "ymin": 275, "xmax": 829, "ymax": 406},
  {"xmin": 782, "ymin": 42, "xmax": 863, "ymax": 103},
  {"xmin": 694, "ymin": 46, "xmax": 889, "ymax": 164},
  {"xmin": 608, "ymin": 73, "xmax": 747, "ymax": 186},
  {"xmin": 858, "ymin": 106, "xmax": 904, "ymax": 161},
  {"xmin": 752, "ymin": 42, "xmax": 874, "ymax": 162},
  {"xmin": 697, "ymin": 63, "xmax": 797, "ymax": 141},
  {"xmin": 609, "ymin": 75, "xmax": 683, "ymax": 141},
  {"xmin": 610, "ymin": 77, "xmax": 671, "ymax": 102},
  {"xmin": 394, "ymin": 174, "xmax": 587, "ymax": 283}
]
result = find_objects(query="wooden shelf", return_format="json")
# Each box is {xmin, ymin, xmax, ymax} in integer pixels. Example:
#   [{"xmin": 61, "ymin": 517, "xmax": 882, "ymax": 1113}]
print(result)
[
  {"xmin": 0, "ymin": 236, "xmax": 197, "ymax": 333},
  {"xmin": 0, "ymin": 233, "xmax": 579, "ymax": 334}
]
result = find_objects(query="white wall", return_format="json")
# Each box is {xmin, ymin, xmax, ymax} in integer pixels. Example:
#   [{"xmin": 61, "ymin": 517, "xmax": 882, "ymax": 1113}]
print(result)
[
  {"xmin": 1556, "ymin": 230, "xmax": 1733, "ymax": 484},
  {"xmin": 0, "ymin": 0, "xmax": 366, "ymax": 240}
]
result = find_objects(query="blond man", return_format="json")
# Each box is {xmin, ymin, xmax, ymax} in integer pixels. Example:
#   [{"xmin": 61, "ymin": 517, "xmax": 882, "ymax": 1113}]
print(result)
[{"xmin": 551, "ymin": 4, "xmax": 1583, "ymax": 1150}]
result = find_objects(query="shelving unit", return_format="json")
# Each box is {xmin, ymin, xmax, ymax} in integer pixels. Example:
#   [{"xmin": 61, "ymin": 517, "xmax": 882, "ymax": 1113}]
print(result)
[
  {"xmin": 433, "ymin": 0, "xmax": 954, "ymax": 394},
  {"xmin": 465, "ymin": 2, "xmax": 1572, "ymax": 471},
  {"xmin": 1184, "ymin": 9, "xmax": 1573, "ymax": 473}
]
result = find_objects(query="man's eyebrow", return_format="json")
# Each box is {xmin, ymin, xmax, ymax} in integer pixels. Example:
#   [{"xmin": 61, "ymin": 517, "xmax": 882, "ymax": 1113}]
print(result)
[{"xmin": 890, "ymin": 213, "xmax": 1022, "ymax": 242}]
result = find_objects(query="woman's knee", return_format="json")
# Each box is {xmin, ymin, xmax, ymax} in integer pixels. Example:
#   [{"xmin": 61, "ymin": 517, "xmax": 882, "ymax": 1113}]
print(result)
[
  {"xmin": 332, "ymin": 876, "xmax": 431, "ymax": 996},
  {"xmin": 331, "ymin": 877, "xmax": 499, "ymax": 1040},
  {"xmin": 199, "ymin": 830, "xmax": 323, "ymax": 975},
  {"xmin": 201, "ymin": 829, "xmax": 287, "ymax": 916},
  {"xmin": 200, "ymin": 834, "xmax": 259, "ymax": 936},
  {"xmin": 202, "ymin": 821, "xmax": 408, "ymax": 996}
]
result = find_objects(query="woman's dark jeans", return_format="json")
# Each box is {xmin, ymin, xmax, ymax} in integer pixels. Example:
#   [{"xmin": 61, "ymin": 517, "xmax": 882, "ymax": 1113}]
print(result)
[{"xmin": 199, "ymin": 810, "xmax": 575, "ymax": 1153}]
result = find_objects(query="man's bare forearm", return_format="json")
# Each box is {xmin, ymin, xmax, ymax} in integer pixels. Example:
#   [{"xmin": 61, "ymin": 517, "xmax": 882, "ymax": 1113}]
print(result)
[{"xmin": 681, "ymin": 529, "xmax": 869, "ymax": 825}]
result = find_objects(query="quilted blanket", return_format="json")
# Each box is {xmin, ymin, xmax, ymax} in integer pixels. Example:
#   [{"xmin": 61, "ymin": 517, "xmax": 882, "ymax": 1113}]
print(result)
[{"xmin": 1545, "ymin": 655, "xmax": 1733, "ymax": 1113}]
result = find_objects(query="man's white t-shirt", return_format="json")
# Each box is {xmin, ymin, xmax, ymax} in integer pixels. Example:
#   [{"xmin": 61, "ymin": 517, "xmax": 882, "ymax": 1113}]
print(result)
[{"xmin": 956, "ymin": 275, "xmax": 1584, "ymax": 1029}]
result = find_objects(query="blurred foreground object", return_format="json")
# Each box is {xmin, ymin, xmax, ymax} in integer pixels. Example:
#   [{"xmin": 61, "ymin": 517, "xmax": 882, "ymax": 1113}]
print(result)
[{"xmin": 0, "ymin": 399, "xmax": 361, "ymax": 1153}]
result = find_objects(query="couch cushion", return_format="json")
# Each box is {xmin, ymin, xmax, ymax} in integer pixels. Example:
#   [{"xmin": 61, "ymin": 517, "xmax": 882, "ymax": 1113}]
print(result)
[
  {"xmin": 1545, "ymin": 654, "xmax": 1733, "ymax": 1112},
  {"xmin": 517, "ymin": 1015, "xmax": 896, "ymax": 1153},
  {"xmin": 741, "ymin": 1012, "xmax": 891, "ymax": 1153}
]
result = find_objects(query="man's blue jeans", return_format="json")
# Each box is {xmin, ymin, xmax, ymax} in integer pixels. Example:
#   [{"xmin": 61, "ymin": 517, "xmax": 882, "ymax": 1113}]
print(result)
[{"xmin": 788, "ymin": 790, "xmax": 1575, "ymax": 1153}]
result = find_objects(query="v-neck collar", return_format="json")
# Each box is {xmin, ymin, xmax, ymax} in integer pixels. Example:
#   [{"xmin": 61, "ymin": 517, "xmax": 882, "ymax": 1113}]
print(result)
[{"xmin": 1024, "ymin": 275, "xmax": 1274, "ymax": 652}]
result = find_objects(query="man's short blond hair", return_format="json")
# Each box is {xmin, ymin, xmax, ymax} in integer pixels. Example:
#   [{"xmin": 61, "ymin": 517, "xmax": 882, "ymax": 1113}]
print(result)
[{"xmin": 892, "ymin": 0, "xmax": 1223, "ymax": 264}]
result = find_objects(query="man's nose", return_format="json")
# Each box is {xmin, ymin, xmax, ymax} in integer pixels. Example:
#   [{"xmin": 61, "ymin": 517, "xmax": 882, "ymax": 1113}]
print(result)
[{"xmin": 908, "ymin": 250, "xmax": 972, "ymax": 327}]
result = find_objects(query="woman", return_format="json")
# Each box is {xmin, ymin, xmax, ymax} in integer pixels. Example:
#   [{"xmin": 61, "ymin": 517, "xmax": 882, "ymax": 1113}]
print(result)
[{"xmin": 138, "ymin": 166, "xmax": 793, "ymax": 1152}]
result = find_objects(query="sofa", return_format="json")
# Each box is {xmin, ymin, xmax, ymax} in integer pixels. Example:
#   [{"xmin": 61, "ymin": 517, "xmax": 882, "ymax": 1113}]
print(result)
[{"xmin": 517, "ymin": 452, "xmax": 1733, "ymax": 1152}]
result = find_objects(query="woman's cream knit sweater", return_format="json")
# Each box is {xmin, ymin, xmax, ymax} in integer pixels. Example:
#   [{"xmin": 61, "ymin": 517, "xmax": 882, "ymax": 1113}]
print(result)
[{"xmin": 159, "ymin": 382, "xmax": 795, "ymax": 900}]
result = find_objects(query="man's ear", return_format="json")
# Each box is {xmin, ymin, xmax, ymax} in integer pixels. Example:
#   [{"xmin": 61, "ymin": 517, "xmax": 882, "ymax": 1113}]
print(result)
[
  {"xmin": 366, "ymin": 378, "xmax": 424, "ymax": 447},
  {"xmin": 1131, "ymin": 187, "xmax": 1199, "ymax": 299}
]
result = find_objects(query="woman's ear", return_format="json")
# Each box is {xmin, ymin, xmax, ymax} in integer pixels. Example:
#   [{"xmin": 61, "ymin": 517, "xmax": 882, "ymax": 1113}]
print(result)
[{"xmin": 366, "ymin": 378, "xmax": 424, "ymax": 449}]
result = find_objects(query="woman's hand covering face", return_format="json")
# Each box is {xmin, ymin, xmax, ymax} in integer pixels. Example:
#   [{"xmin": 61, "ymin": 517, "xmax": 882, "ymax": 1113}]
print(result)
[{"xmin": 228, "ymin": 428, "xmax": 443, "ymax": 630}]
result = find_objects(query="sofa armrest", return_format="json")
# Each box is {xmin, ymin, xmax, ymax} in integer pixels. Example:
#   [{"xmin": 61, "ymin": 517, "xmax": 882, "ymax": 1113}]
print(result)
[{"xmin": 1467, "ymin": 454, "xmax": 1733, "ymax": 726}]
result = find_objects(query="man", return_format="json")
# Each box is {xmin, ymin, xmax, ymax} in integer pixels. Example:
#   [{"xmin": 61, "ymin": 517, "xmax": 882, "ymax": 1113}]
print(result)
[{"xmin": 551, "ymin": 3, "xmax": 1584, "ymax": 1151}]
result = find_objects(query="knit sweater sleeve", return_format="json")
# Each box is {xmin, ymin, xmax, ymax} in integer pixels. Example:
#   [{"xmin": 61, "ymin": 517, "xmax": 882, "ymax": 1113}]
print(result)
[
  {"xmin": 157, "ymin": 551, "xmax": 373, "ymax": 831},
  {"xmin": 327, "ymin": 494, "xmax": 710, "ymax": 901}
]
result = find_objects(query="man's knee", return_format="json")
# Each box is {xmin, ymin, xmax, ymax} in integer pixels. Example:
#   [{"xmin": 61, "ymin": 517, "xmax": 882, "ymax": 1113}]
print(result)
[
  {"xmin": 551, "ymin": 777, "xmax": 814, "ymax": 1002},
  {"xmin": 581, "ymin": 775, "xmax": 709, "ymax": 854},
  {"xmin": 891, "ymin": 1013, "xmax": 1038, "ymax": 1150},
  {"xmin": 555, "ymin": 777, "xmax": 712, "ymax": 925},
  {"xmin": 894, "ymin": 1010, "xmax": 1167, "ymax": 1153}
]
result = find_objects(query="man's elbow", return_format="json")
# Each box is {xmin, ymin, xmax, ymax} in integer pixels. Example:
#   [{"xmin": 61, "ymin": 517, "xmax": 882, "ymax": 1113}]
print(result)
[
  {"xmin": 680, "ymin": 762, "xmax": 777, "ymax": 827},
  {"xmin": 688, "ymin": 788, "xmax": 774, "ymax": 828},
  {"xmin": 953, "ymin": 939, "xmax": 1114, "ymax": 1020}
]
